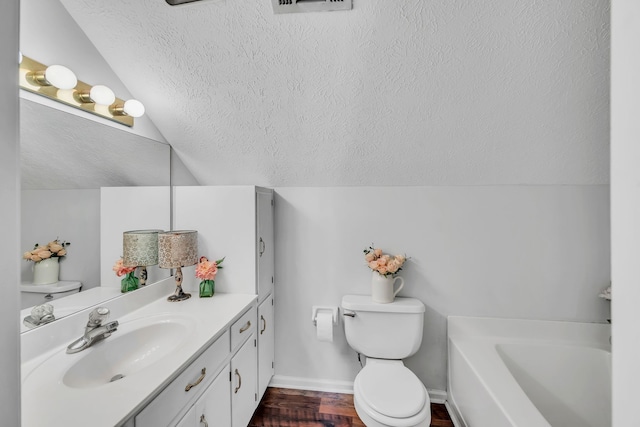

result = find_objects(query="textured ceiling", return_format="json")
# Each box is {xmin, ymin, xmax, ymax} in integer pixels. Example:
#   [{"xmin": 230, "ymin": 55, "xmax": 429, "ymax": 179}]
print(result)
[{"xmin": 60, "ymin": 0, "xmax": 610, "ymax": 186}]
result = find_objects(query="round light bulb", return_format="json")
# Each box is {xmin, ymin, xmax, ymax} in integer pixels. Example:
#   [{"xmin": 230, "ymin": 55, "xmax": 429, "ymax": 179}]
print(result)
[
  {"xmin": 44, "ymin": 65, "xmax": 77, "ymax": 90},
  {"xmin": 123, "ymin": 99, "xmax": 145, "ymax": 118},
  {"xmin": 89, "ymin": 85, "xmax": 116, "ymax": 106}
]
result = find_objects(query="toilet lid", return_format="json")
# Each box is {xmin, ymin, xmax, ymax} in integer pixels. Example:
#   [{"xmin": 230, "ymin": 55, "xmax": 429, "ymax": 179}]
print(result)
[{"xmin": 356, "ymin": 364, "xmax": 426, "ymax": 419}]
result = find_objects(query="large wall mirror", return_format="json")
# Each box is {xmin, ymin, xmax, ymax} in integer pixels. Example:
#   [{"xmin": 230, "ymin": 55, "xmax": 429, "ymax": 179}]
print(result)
[{"xmin": 20, "ymin": 99, "xmax": 171, "ymax": 332}]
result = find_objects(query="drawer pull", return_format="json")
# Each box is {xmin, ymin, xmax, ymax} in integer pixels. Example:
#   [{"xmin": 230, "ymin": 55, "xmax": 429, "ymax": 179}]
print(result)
[
  {"xmin": 185, "ymin": 368, "xmax": 206, "ymax": 392},
  {"xmin": 234, "ymin": 369, "xmax": 242, "ymax": 393},
  {"xmin": 200, "ymin": 414, "xmax": 208, "ymax": 427},
  {"xmin": 239, "ymin": 321, "xmax": 251, "ymax": 333},
  {"xmin": 260, "ymin": 315, "xmax": 266, "ymax": 335}
]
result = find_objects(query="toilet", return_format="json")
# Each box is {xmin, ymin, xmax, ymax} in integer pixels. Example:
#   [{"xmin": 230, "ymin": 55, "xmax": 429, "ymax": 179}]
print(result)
[
  {"xmin": 20, "ymin": 280, "xmax": 82, "ymax": 309},
  {"xmin": 341, "ymin": 295, "xmax": 430, "ymax": 427}
]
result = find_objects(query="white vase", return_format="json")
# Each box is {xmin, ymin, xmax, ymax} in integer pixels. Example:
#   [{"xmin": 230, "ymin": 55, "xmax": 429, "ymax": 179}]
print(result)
[
  {"xmin": 371, "ymin": 271, "xmax": 404, "ymax": 303},
  {"xmin": 33, "ymin": 257, "xmax": 60, "ymax": 285}
]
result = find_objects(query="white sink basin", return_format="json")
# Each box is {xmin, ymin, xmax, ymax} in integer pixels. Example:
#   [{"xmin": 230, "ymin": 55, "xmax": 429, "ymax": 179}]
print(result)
[{"xmin": 23, "ymin": 313, "xmax": 195, "ymax": 390}]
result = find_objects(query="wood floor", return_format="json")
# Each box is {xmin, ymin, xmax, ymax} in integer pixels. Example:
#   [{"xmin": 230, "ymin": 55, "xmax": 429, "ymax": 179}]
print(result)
[{"xmin": 249, "ymin": 387, "xmax": 454, "ymax": 427}]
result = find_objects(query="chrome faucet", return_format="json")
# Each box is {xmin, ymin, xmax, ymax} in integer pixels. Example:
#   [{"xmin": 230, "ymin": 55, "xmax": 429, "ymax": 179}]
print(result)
[{"xmin": 66, "ymin": 307, "xmax": 118, "ymax": 354}]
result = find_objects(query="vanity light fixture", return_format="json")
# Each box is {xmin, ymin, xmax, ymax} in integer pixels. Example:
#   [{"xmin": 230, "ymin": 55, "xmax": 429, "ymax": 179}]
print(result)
[
  {"xmin": 75, "ymin": 84, "xmax": 116, "ymax": 106},
  {"xmin": 158, "ymin": 231, "xmax": 199, "ymax": 302},
  {"xmin": 18, "ymin": 54, "xmax": 144, "ymax": 127},
  {"xmin": 123, "ymin": 230, "xmax": 162, "ymax": 287},
  {"xmin": 27, "ymin": 64, "xmax": 78, "ymax": 90},
  {"xmin": 110, "ymin": 99, "xmax": 146, "ymax": 118}
]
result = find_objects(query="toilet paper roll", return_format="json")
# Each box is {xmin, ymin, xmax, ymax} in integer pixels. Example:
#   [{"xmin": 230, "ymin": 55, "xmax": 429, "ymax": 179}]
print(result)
[{"xmin": 315, "ymin": 312, "xmax": 334, "ymax": 342}]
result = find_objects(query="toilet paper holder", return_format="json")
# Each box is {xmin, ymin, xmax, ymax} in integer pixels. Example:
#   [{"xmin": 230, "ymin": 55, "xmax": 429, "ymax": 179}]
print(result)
[{"xmin": 312, "ymin": 306, "xmax": 339, "ymax": 326}]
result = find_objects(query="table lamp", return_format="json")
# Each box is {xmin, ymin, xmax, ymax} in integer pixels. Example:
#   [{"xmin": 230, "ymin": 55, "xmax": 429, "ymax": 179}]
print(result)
[
  {"xmin": 123, "ymin": 229, "xmax": 161, "ymax": 287},
  {"xmin": 158, "ymin": 230, "xmax": 198, "ymax": 302}
]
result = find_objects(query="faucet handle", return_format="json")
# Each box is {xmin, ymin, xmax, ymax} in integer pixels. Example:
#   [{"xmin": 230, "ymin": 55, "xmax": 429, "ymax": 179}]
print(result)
[{"xmin": 87, "ymin": 307, "xmax": 110, "ymax": 327}]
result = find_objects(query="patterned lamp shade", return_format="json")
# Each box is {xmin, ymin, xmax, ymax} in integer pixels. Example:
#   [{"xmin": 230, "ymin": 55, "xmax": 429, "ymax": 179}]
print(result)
[
  {"xmin": 158, "ymin": 230, "xmax": 198, "ymax": 269},
  {"xmin": 123, "ymin": 230, "xmax": 161, "ymax": 267}
]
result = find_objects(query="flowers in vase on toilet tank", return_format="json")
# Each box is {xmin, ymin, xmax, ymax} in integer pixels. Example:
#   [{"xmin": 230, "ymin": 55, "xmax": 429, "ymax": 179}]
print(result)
[
  {"xmin": 113, "ymin": 257, "xmax": 139, "ymax": 293},
  {"xmin": 363, "ymin": 246, "xmax": 407, "ymax": 277},
  {"xmin": 22, "ymin": 238, "xmax": 69, "ymax": 262},
  {"xmin": 196, "ymin": 256, "xmax": 225, "ymax": 298}
]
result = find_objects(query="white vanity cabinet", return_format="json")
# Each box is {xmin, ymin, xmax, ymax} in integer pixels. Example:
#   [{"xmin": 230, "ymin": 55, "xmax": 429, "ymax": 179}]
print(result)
[
  {"xmin": 133, "ymin": 303, "xmax": 261, "ymax": 427},
  {"xmin": 174, "ymin": 186, "xmax": 276, "ymax": 401},
  {"xmin": 257, "ymin": 294, "xmax": 275, "ymax": 400},
  {"xmin": 175, "ymin": 365, "xmax": 231, "ymax": 427}
]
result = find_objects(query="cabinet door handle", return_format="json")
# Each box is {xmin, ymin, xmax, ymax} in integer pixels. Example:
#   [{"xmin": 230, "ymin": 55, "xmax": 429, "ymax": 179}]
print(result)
[
  {"xmin": 239, "ymin": 320, "xmax": 251, "ymax": 333},
  {"xmin": 234, "ymin": 369, "xmax": 242, "ymax": 394},
  {"xmin": 259, "ymin": 237, "xmax": 265, "ymax": 257},
  {"xmin": 200, "ymin": 414, "xmax": 209, "ymax": 427},
  {"xmin": 260, "ymin": 315, "xmax": 266, "ymax": 335},
  {"xmin": 185, "ymin": 367, "xmax": 206, "ymax": 392}
]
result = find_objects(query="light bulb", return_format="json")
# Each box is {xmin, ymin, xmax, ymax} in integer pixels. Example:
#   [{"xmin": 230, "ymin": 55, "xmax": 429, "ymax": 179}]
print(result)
[
  {"xmin": 89, "ymin": 85, "xmax": 116, "ymax": 106},
  {"xmin": 44, "ymin": 65, "xmax": 77, "ymax": 90},
  {"xmin": 123, "ymin": 99, "xmax": 145, "ymax": 117}
]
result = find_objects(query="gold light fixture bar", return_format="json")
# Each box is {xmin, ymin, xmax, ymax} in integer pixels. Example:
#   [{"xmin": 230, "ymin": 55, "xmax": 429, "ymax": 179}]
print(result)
[{"xmin": 19, "ymin": 55, "xmax": 135, "ymax": 127}]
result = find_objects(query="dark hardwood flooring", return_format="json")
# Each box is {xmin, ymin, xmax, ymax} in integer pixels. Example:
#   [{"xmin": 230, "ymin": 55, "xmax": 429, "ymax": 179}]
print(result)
[{"xmin": 249, "ymin": 387, "xmax": 454, "ymax": 427}]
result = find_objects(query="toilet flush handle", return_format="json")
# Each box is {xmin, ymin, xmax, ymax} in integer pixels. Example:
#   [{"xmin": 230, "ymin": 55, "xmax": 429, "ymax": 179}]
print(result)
[{"xmin": 343, "ymin": 310, "xmax": 356, "ymax": 318}]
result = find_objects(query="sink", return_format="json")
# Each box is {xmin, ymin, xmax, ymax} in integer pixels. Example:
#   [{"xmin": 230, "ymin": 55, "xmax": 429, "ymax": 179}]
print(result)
[{"xmin": 23, "ymin": 314, "xmax": 195, "ymax": 390}]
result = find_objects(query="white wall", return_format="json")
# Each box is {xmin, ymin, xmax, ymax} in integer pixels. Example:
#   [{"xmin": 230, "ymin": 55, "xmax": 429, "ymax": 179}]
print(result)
[
  {"xmin": 274, "ymin": 186, "xmax": 610, "ymax": 392},
  {"xmin": 0, "ymin": 0, "xmax": 21, "ymax": 423},
  {"xmin": 611, "ymin": 1, "xmax": 640, "ymax": 426},
  {"xmin": 21, "ymin": 189, "xmax": 101, "ymax": 289}
]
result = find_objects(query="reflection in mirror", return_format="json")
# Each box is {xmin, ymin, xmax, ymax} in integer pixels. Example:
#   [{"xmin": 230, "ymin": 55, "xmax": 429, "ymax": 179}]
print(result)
[{"xmin": 20, "ymin": 99, "xmax": 171, "ymax": 332}]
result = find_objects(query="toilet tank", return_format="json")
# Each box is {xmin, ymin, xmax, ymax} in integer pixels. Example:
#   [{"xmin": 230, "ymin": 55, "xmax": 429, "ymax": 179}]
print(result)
[{"xmin": 341, "ymin": 295, "xmax": 425, "ymax": 359}]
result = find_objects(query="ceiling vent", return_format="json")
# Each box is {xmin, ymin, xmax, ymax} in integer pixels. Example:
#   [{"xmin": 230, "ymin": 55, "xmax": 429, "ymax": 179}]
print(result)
[{"xmin": 272, "ymin": 0, "xmax": 352, "ymax": 14}]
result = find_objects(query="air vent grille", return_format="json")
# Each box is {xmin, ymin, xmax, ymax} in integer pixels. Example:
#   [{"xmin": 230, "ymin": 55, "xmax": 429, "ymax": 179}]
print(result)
[{"xmin": 272, "ymin": 0, "xmax": 351, "ymax": 14}]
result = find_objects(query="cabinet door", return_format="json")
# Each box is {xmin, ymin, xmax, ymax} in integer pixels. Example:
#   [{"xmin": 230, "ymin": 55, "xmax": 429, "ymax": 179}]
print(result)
[
  {"xmin": 257, "ymin": 295, "xmax": 274, "ymax": 400},
  {"xmin": 195, "ymin": 365, "xmax": 231, "ymax": 427},
  {"xmin": 231, "ymin": 335, "xmax": 258, "ymax": 427},
  {"xmin": 174, "ymin": 406, "xmax": 196, "ymax": 427},
  {"xmin": 256, "ymin": 190, "xmax": 274, "ymax": 302}
]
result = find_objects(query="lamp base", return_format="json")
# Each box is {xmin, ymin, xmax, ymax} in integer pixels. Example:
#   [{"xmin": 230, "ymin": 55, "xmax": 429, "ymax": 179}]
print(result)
[
  {"xmin": 167, "ymin": 283, "xmax": 191, "ymax": 302},
  {"xmin": 168, "ymin": 292, "xmax": 191, "ymax": 302}
]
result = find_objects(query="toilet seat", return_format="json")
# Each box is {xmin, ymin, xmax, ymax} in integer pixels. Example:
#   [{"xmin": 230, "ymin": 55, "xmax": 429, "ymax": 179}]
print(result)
[{"xmin": 353, "ymin": 361, "xmax": 431, "ymax": 427}]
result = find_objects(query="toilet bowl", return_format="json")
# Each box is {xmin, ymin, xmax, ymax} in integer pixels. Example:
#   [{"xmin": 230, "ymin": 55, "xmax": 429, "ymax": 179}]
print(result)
[
  {"xmin": 341, "ymin": 295, "xmax": 430, "ymax": 427},
  {"xmin": 353, "ymin": 359, "xmax": 430, "ymax": 427}
]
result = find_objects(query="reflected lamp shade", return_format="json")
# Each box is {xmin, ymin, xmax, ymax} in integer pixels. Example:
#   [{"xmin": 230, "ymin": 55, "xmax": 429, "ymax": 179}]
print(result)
[
  {"xmin": 158, "ymin": 231, "xmax": 198, "ymax": 269},
  {"xmin": 123, "ymin": 230, "xmax": 161, "ymax": 267}
]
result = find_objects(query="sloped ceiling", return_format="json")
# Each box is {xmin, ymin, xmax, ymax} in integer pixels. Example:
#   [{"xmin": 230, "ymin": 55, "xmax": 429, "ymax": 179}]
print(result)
[{"xmin": 60, "ymin": 0, "xmax": 610, "ymax": 186}]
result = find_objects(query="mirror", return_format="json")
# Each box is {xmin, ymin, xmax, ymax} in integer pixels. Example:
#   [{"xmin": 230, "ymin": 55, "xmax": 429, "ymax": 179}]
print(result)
[{"xmin": 20, "ymin": 98, "xmax": 171, "ymax": 332}]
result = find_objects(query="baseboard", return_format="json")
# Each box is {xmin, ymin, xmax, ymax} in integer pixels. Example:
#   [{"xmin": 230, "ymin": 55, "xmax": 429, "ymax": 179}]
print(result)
[
  {"xmin": 428, "ymin": 389, "xmax": 447, "ymax": 404},
  {"xmin": 444, "ymin": 399, "xmax": 466, "ymax": 427},
  {"xmin": 269, "ymin": 375, "xmax": 448, "ymax": 406},
  {"xmin": 269, "ymin": 375, "xmax": 355, "ymax": 394}
]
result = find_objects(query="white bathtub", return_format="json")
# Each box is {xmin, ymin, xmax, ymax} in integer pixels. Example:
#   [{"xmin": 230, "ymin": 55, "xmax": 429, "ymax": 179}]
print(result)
[{"xmin": 447, "ymin": 316, "xmax": 611, "ymax": 427}]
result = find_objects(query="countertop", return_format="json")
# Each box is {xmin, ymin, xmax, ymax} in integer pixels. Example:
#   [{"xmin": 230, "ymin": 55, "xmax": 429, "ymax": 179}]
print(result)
[{"xmin": 21, "ymin": 292, "xmax": 256, "ymax": 427}]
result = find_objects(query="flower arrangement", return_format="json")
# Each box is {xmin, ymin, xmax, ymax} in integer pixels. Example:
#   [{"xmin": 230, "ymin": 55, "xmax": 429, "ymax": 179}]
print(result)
[
  {"xmin": 364, "ymin": 246, "xmax": 407, "ymax": 277},
  {"xmin": 23, "ymin": 239, "xmax": 69, "ymax": 262},
  {"xmin": 196, "ymin": 256, "xmax": 225, "ymax": 298},
  {"xmin": 113, "ymin": 257, "xmax": 139, "ymax": 293}
]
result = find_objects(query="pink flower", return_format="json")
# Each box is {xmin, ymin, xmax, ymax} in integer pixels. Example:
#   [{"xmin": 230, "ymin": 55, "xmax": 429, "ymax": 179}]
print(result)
[
  {"xmin": 373, "ymin": 248, "xmax": 383, "ymax": 257},
  {"xmin": 196, "ymin": 256, "xmax": 218, "ymax": 281},
  {"xmin": 113, "ymin": 258, "xmax": 136, "ymax": 277},
  {"xmin": 365, "ymin": 252, "xmax": 375, "ymax": 262},
  {"xmin": 368, "ymin": 261, "xmax": 378, "ymax": 270}
]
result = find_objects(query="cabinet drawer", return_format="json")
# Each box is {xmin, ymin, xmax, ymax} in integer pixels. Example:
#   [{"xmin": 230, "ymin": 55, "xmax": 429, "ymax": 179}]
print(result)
[
  {"xmin": 135, "ymin": 330, "xmax": 230, "ymax": 427},
  {"xmin": 231, "ymin": 305, "xmax": 256, "ymax": 351}
]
